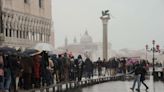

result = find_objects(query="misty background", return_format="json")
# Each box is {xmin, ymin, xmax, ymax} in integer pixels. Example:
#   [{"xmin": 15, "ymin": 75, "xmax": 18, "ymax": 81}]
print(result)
[{"xmin": 52, "ymin": 0, "xmax": 164, "ymax": 50}]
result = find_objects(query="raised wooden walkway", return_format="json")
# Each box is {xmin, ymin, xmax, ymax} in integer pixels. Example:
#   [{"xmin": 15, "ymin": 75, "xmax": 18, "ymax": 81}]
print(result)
[{"xmin": 18, "ymin": 75, "xmax": 126, "ymax": 92}]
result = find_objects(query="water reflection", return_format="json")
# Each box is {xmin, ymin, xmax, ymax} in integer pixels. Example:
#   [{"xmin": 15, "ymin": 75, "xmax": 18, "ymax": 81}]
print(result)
[
  {"xmin": 67, "ymin": 88, "xmax": 82, "ymax": 92},
  {"xmin": 67, "ymin": 81, "xmax": 164, "ymax": 92}
]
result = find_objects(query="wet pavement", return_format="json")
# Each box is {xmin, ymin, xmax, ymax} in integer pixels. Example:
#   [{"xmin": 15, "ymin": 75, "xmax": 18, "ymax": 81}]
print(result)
[{"xmin": 67, "ymin": 76, "xmax": 164, "ymax": 92}]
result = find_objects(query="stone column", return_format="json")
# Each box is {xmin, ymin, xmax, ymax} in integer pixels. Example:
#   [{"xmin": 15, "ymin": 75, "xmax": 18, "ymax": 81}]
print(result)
[
  {"xmin": 100, "ymin": 14, "xmax": 110, "ymax": 61},
  {"xmin": 3, "ymin": 14, "xmax": 7, "ymax": 37}
]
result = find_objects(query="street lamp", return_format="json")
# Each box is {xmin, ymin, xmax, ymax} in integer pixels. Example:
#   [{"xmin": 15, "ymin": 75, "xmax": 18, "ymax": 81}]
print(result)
[
  {"xmin": 146, "ymin": 40, "xmax": 160, "ymax": 75},
  {"xmin": 145, "ymin": 44, "xmax": 148, "ymax": 60}
]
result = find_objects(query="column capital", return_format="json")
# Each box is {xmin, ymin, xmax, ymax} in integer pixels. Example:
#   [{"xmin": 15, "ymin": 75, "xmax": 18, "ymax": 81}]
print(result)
[{"xmin": 100, "ymin": 16, "xmax": 110, "ymax": 24}]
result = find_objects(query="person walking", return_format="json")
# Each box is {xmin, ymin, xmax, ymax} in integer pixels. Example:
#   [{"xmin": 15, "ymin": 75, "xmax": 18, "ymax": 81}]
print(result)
[
  {"xmin": 96, "ymin": 57, "xmax": 102, "ymax": 77},
  {"xmin": 69, "ymin": 56, "xmax": 75, "ymax": 81},
  {"xmin": 84, "ymin": 57, "xmax": 93, "ymax": 79},
  {"xmin": 130, "ymin": 63, "xmax": 142, "ymax": 91},
  {"xmin": 9, "ymin": 54, "xmax": 22, "ymax": 92},
  {"xmin": 140, "ymin": 65, "xmax": 149, "ymax": 90},
  {"xmin": 4, "ymin": 55, "xmax": 12, "ymax": 92},
  {"xmin": 74, "ymin": 55, "xmax": 84, "ymax": 81},
  {"xmin": 62, "ymin": 53, "xmax": 70, "ymax": 82},
  {"xmin": 33, "ymin": 54, "xmax": 41, "ymax": 88}
]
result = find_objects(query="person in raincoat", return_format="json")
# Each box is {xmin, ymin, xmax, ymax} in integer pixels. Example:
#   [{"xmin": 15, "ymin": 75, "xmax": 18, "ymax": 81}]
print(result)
[
  {"xmin": 69, "ymin": 56, "xmax": 76, "ymax": 81},
  {"xmin": 96, "ymin": 57, "xmax": 102, "ymax": 77},
  {"xmin": 62, "ymin": 53, "xmax": 70, "ymax": 82},
  {"xmin": 33, "ymin": 53, "xmax": 42, "ymax": 88},
  {"xmin": 0, "ymin": 52, "xmax": 4, "ymax": 91},
  {"xmin": 40, "ymin": 51, "xmax": 49, "ymax": 86},
  {"xmin": 74, "ymin": 55, "xmax": 84, "ymax": 81},
  {"xmin": 84, "ymin": 57, "xmax": 93, "ymax": 79}
]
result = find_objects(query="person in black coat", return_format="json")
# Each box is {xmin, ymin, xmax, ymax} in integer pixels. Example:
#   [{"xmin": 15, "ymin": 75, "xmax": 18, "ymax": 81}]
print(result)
[
  {"xmin": 130, "ymin": 63, "xmax": 142, "ymax": 91},
  {"xmin": 74, "ymin": 55, "xmax": 84, "ymax": 81},
  {"xmin": 84, "ymin": 57, "xmax": 93, "ymax": 79},
  {"xmin": 57, "ymin": 54, "xmax": 64, "ymax": 82},
  {"xmin": 96, "ymin": 57, "xmax": 102, "ymax": 76},
  {"xmin": 140, "ymin": 65, "xmax": 149, "ymax": 90}
]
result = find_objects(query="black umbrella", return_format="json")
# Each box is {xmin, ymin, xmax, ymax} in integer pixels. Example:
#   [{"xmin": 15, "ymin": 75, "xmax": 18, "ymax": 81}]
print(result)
[
  {"xmin": 17, "ymin": 52, "xmax": 28, "ymax": 57},
  {"xmin": 23, "ymin": 49, "xmax": 41, "ymax": 56},
  {"xmin": 0, "ymin": 47, "xmax": 17, "ymax": 55}
]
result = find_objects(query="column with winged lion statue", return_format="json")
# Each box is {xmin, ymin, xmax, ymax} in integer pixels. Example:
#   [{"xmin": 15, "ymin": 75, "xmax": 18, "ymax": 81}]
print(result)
[{"xmin": 100, "ymin": 10, "xmax": 110, "ymax": 61}]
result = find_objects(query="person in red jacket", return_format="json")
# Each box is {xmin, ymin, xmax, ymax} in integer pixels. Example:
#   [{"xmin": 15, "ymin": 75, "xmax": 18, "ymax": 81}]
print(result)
[{"xmin": 33, "ymin": 54, "xmax": 42, "ymax": 88}]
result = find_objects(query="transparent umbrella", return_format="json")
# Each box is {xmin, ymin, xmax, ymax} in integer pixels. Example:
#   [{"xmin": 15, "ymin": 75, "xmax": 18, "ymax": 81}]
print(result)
[{"xmin": 34, "ymin": 43, "xmax": 54, "ymax": 51}]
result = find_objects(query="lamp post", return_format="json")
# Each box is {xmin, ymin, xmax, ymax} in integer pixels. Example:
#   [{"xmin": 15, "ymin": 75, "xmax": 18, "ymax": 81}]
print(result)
[
  {"xmin": 146, "ymin": 40, "xmax": 160, "ymax": 75},
  {"xmin": 145, "ymin": 44, "xmax": 148, "ymax": 60}
]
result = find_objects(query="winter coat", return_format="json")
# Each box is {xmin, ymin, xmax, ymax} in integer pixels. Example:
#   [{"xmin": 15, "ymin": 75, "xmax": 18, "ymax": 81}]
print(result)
[
  {"xmin": 140, "ymin": 67, "xmax": 147, "ymax": 81},
  {"xmin": 0, "ymin": 56, "xmax": 4, "ymax": 77}
]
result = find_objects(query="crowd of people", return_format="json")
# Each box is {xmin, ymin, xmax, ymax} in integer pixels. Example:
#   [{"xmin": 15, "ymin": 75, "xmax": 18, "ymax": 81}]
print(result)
[
  {"xmin": 0, "ymin": 49, "xmax": 154, "ymax": 92},
  {"xmin": 0, "ymin": 50, "xmax": 95, "ymax": 92}
]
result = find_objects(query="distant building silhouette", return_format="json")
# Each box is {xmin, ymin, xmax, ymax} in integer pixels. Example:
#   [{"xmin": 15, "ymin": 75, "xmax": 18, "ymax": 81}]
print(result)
[{"xmin": 57, "ymin": 30, "xmax": 111, "ymax": 61}]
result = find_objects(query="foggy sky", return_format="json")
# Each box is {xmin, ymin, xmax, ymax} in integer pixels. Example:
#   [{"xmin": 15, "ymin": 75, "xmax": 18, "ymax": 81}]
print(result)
[{"xmin": 52, "ymin": 0, "xmax": 164, "ymax": 50}]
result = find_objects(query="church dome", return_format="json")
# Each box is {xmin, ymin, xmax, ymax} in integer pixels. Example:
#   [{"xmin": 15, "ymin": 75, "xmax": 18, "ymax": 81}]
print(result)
[{"xmin": 80, "ymin": 31, "xmax": 93, "ymax": 44}]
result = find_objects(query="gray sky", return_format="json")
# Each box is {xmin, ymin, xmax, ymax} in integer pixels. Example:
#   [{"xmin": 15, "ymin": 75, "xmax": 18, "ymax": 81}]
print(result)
[{"xmin": 52, "ymin": 0, "xmax": 164, "ymax": 50}]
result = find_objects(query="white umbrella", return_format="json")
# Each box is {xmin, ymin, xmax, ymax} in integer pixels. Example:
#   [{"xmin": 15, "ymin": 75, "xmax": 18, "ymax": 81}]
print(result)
[{"xmin": 34, "ymin": 43, "xmax": 54, "ymax": 51}]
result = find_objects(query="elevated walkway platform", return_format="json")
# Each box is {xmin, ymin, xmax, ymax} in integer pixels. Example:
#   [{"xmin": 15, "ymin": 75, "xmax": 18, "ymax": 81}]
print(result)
[{"xmin": 18, "ymin": 74, "xmax": 125, "ymax": 92}]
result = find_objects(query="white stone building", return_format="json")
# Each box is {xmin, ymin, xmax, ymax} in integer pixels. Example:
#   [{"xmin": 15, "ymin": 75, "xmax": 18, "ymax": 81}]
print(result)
[{"xmin": 0, "ymin": 0, "xmax": 52, "ymax": 50}]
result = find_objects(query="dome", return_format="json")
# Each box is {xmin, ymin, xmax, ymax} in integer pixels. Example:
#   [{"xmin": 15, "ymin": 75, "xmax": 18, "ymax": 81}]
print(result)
[{"xmin": 80, "ymin": 31, "xmax": 93, "ymax": 44}]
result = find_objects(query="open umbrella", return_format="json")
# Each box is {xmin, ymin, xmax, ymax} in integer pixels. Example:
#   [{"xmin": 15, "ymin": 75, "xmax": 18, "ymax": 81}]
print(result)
[
  {"xmin": 33, "ymin": 43, "xmax": 54, "ymax": 51},
  {"xmin": 126, "ymin": 59, "xmax": 134, "ymax": 66},
  {"xmin": 0, "ymin": 47, "xmax": 17, "ymax": 55},
  {"xmin": 23, "ymin": 49, "xmax": 41, "ymax": 56}
]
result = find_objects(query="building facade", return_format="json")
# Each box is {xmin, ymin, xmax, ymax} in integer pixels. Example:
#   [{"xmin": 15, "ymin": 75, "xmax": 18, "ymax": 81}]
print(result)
[
  {"xmin": 0, "ymin": 0, "xmax": 52, "ymax": 50},
  {"xmin": 50, "ymin": 22, "xmax": 55, "ymax": 48}
]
